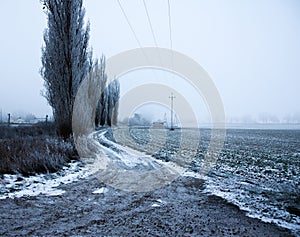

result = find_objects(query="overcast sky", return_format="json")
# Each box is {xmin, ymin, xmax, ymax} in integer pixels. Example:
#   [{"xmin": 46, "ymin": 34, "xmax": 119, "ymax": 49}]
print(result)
[{"xmin": 0, "ymin": 0, "xmax": 299, "ymax": 122}]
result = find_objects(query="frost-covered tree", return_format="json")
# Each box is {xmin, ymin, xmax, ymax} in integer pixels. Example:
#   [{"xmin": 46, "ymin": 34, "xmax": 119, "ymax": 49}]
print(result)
[
  {"xmin": 110, "ymin": 79, "xmax": 120, "ymax": 126},
  {"xmin": 95, "ymin": 56, "xmax": 107, "ymax": 127},
  {"xmin": 100, "ymin": 79, "xmax": 120, "ymax": 127},
  {"xmin": 40, "ymin": 0, "xmax": 90, "ymax": 139},
  {"xmin": 106, "ymin": 82, "xmax": 113, "ymax": 127},
  {"xmin": 94, "ymin": 56, "xmax": 120, "ymax": 127},
  {"xmin": 99, "ymin": 88, "xmax": 108, "ymax": 127}
]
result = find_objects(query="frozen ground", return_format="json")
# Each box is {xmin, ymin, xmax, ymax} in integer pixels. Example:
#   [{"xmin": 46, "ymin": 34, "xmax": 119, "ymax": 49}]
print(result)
[
  {"xmin": 0, "ymin": 174, "xmax": 292, "ymax": 236},
  {"xmin": 113, "ymin": 127, "xmax": 300, "ymax": 236},
  {"xmin": 0, "ymin": 161, "xmax": 90, "ymax": 199},
  {"xmin": 0, "ymin": 127, "xmax": 298, "ymax": 236}
]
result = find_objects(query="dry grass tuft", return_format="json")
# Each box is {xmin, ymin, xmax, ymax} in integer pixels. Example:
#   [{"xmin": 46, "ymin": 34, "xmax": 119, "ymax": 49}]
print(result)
[{"xmin": 0, "ymin": 123, "xmax": 79, "ymax": 175}]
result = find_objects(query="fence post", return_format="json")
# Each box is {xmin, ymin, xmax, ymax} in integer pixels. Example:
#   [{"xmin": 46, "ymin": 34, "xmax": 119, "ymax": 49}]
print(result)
[
  {"xmin": 7, "ymin": 113, "xmax": 11, "ymax": 126},
  {"xmin": 46, "ymin": 115, "xmax": 48, "ymax": 125}
]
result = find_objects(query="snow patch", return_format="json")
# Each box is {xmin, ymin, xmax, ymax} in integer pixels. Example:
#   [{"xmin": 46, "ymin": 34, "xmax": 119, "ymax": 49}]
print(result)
[
  {"xmin": 204, "ymin": 177, "xmax": 300, "ymax": 237},
  {"xmin": 0, "ymin": 161, "xmax": 90, "ymax": 199},
  {"xmin": 183, "ymin": 170, "xmax": 204, "ymax": 179},
  {"xmin": 151, "ymin": 199, "xmax": 164, "ymax": 208},
  {"xmin": 92, "ymin": 187, "xmax": 108, "ymax": 194},
  {"xmin": 98, "ymin": 131, "xmax": 163, "ymax": 171}
]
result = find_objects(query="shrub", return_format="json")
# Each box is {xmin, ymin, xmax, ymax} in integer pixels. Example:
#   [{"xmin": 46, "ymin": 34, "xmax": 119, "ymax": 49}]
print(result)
[{"xmin": 0, "ymin": 123, "xmax": 79, "ymax": 175}]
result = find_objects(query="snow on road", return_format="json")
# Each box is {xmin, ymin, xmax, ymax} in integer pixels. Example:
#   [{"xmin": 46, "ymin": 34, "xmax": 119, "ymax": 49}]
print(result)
[
  {"xmin": 0, "ymin": 129, "xmax": 188, "ymax": 198},
  {"xmin": 94, "ymin": 129, "xmax": 187, "ymax": 192}
]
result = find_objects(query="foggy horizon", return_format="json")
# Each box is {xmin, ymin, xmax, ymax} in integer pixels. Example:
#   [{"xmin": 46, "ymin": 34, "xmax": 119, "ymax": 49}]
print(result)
[{"xmin": 0, "ymin": 1, "xmax": 299, "ymax": 124}]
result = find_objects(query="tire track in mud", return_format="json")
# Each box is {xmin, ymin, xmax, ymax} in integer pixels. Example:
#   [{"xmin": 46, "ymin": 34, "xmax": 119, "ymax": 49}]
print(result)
[{"xmin": 0, "ymin": 174, "xmax": 293, "ymax": 236}]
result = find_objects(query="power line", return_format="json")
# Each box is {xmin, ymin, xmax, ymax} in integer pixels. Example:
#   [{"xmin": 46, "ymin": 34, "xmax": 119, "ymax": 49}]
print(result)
[
  {"xmin": 167, "ymin": 0, "xmax": 173, "ymax": 50},
  {"xmin": 167, "ymin": 0, "xmax": 175, "ymax": 87},
  {"xmin": 142, "ymin": 0, "xmax": 163, "ymax": 67},
  {"xmin": 142, "ymin": 0, "xmax": 159, "ymax": 48},
  {"xmin": 116, "ymin": 0, "xmax": 161, "ymax": 81},
  {"xmin": 167, "ymin": 0, "xmax": 174, "ymax": 76},
  {"xmin": 117, "ymin": 0, "xmax": 143, "ymax": 49}
]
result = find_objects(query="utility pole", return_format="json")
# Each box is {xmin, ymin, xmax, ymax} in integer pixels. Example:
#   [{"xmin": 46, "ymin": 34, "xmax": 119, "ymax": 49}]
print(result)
[{"xmin": 169, "ymin": 92, "xmax": 175, "ymax": 130}]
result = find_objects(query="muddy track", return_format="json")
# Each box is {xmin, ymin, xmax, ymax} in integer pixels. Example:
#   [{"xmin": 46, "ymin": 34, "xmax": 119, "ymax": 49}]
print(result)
[{"xmin": 0, "ymin": 174, "xmax": 293, "ymax": 236}]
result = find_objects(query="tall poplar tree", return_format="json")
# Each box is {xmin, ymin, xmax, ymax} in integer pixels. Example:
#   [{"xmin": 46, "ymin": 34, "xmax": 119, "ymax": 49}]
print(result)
[{"xmin": 40, "ymin": 0, "xmax": 90, "ymax": 138}]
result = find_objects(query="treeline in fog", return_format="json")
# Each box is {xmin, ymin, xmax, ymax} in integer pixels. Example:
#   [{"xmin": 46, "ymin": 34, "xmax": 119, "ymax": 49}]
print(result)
[{"xmin": 41, "ymin": 0, "xmax": 119, "ymax": 139}]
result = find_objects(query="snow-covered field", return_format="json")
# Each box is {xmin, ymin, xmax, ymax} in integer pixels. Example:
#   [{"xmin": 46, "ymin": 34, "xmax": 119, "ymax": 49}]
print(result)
[{"xmin": 113, "ymin": 127, "xmax": 300, "ymax": 236}]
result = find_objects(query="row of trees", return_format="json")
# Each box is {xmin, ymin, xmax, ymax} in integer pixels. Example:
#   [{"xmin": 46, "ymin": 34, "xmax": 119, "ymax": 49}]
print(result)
[
  {"xmin": 40, "ymin": 0, "xmax": 119, "ymax": 139},
  {"xmin": 94, "ymin": 57, "xmax": 120, "ymax": 127}
]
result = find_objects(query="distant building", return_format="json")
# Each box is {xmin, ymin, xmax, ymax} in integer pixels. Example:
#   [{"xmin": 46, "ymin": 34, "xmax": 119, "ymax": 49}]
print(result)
[
  {"xmin": 152, "ymin": 121, "xmax": 165, "ymax": 129},
  {"xmin": 129, "ymin": 113, "xmax": 151, "ymax": 127},
  {"xmin": 13, "ymin": 118, "xmax": 26, "ymax": 124}
]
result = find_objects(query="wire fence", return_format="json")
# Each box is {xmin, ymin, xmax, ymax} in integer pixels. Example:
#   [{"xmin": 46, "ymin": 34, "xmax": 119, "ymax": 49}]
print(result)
[{"xmin": 0, "ymin": 114, "xmax": 51, "ymax": 127}]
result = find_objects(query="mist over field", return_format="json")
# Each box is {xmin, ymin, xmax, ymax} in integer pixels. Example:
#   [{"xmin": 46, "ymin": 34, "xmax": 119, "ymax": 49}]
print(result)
[{"xmin": 0, "ymin": 0, "xmax": 300, "ymax": 123}]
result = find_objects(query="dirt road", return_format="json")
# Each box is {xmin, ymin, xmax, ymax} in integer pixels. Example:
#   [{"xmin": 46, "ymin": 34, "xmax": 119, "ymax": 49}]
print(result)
[{"xmin": 0, "ymin": 174, "xmax": 293, "ymax": 236}]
